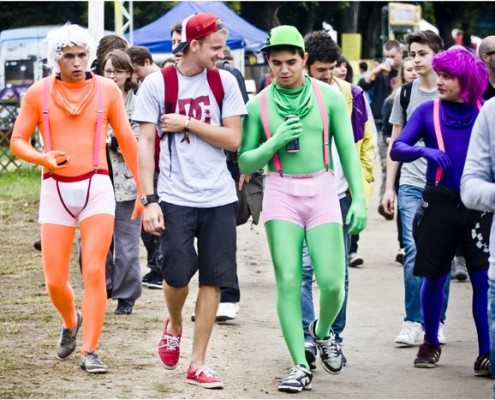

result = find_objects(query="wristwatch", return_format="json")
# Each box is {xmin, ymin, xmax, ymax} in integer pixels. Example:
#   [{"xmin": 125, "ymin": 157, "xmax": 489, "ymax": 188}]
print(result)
[{"xmin": 141, "ymin": 194, "xmax": 159, "ymax": 206}]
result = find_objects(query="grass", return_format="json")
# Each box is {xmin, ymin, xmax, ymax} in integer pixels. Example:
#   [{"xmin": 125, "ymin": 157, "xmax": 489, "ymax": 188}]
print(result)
[
  {"xmin": 0, "ymin": 169, "xmax": 182, "ymax": 398},
  {"xmin": 0, "ymin": 165, "xmax": 41, "ymax": 202}
]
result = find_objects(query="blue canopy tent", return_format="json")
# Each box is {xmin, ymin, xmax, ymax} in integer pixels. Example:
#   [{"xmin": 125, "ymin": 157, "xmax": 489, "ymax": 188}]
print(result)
[{"xmin": 127, "ymin": 1, "xmax": 268, "ymax": 53}]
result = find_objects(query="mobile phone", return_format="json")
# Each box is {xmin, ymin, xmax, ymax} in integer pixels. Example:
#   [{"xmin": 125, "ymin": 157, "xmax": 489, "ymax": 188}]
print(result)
[{"xmin": 284, "ymin": 114, "xmax": 300, "ymax": 153}]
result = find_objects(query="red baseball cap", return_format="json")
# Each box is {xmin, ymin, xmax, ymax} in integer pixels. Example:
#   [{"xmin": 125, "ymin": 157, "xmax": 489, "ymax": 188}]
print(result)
[{"xmin": 172, "ymin": 13, "xmax": 224, "ymax": 54}]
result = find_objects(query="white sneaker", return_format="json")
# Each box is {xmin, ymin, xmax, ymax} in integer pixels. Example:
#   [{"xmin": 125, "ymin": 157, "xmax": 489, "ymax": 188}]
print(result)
[
  {"xmin": 348, "ymin": 252, "xmax": 364, "ymax": 267},
  {"xmin": 452, "ymin": 256, "xmax": 468, "ymax": 281},
  {"xmin": 438, "ymin": 322, "xmax": 447, "ymax": 345},
  {"xmin": 394, "ymin": 321, "xmax": 424, "ymax": 346},
  {"xmin": 216, "ymin": 302, "xmax": 239, "ymax": 322}
]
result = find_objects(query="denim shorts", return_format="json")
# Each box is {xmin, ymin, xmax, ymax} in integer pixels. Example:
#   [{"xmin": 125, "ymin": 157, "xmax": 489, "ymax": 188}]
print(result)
[
  {"xmin": 159, "ymin": 201, "xmax": 238, "ymax": 288},
  {"xmin": 413, "ymin": 185, "xmax": 492, "ymax": 278}
]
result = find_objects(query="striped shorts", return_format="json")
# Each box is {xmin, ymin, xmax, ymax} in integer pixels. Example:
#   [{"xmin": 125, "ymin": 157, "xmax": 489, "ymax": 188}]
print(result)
[{"xmin": 158, "ymin": 201, "xmax": 238, "ymax": 288}]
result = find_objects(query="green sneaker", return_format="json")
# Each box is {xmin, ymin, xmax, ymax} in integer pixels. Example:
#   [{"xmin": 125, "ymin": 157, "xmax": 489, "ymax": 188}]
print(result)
[
  {"xmin": 80, "ymin": 352, "xmax": 108, "ymax": 373},
  {"xmin": 56, "ymin": 311, "xmax": 82, "ymax": 359}
]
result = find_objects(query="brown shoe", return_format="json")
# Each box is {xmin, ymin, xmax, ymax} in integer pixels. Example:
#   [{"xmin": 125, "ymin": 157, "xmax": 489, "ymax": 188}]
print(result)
[{"xmin": 414, "ymin": 340, "xmax": 441, "ymax": 368}]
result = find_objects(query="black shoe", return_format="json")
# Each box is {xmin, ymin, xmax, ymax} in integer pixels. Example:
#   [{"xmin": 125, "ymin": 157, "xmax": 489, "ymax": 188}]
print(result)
[
  {"xmin": 309, "ymin": 320, "xmax": 344, "ymax": 374},
  {"xmin": 33, "ymin": 239, "xmax": 42, "ymax": 251},
  {"xmin": 278, "ymin": 364, "xmax": 313, "ymax": 393},
  {"xmin": 341, "ymin": 348, "xmax": 347, "ymax": 366},
  {"xmin": 304, "ymin": 342, "xmax": 317, "ymax": 370},
  {"xmin": 414, "ymin": 339, "xmax": 441, "ymax": 368},
  {"xmin": 474, "ymin": 352, "xmax": 491, "ymax": 376},
  {"xmin": 142, "ymin": 270, "xmax": 156, "ymax": 285},
  {"xmin": 142, "ymin": 270, "xmax": 163, "ymax": 289},
  {"xmin": 114, "ymin": 300, "xmax": 133, "ymax": 315},
  {"xmin": 56, "ymin": 311, "xmax": 82, "ymax": 359}
]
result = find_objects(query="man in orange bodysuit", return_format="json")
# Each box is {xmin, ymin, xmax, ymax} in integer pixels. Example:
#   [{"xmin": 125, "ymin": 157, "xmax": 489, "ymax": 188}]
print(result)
[{"xmin": 10, "ymin": 23, "xmax": 143, "ymax": 374}]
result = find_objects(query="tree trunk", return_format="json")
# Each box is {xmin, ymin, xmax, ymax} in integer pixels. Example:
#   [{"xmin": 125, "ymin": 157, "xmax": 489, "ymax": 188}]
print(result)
[
  {"xmin": 433, "ymin": 2, "xmax": 456, "ymax": 49},
  {"xmin": 302, "ymin": 2, "xmax": 318, "ymax": 34},
  {"xmin": 341, "ymin": 2, "xmax": 360, "ymax": 33},
  {"xmin": 240, "ymin": 1, "xmax": 282, "ymax": 31},
  {"xmin": 360, "ymin": 2, "xmax": 385, "ymax": 59}
]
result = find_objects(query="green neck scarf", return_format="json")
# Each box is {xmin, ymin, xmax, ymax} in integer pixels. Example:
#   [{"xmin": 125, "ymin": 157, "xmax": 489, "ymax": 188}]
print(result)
[{"xmin": 271, "ymin": 74, "xmax": 313, "ymax": 119}]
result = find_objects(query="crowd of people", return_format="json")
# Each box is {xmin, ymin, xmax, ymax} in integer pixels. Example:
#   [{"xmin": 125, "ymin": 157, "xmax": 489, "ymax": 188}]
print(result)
[{"xmin": 9, "ymin": 12, "xmax": 495, "ymax": 394}]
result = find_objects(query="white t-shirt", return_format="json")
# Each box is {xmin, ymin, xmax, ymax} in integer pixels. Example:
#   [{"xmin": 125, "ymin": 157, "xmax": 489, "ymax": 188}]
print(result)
[{"xmin": 133, "ymin": 69, "xmax": 247, "ymax": 207}]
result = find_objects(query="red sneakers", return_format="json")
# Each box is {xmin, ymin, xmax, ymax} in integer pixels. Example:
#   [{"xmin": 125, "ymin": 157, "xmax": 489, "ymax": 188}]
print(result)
[
  {"xmin": 186, "ymin": 366, "xmax": 224, "ymax": 389},
  {"xmin": 157, "ymin": 319, "xmax": 181, "ymax": 370}
]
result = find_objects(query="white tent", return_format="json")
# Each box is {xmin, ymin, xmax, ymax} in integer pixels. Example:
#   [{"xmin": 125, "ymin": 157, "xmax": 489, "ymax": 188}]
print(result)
[{"xmin": 418, "ymin": 19, "xmax": 439, "ymax": 35}]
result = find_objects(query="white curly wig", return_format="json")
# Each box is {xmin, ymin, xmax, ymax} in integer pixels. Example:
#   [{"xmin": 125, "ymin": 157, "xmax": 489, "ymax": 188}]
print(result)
[{"xmin": 45, "ymin": 23, "xmax": 96, "ymax": 73}]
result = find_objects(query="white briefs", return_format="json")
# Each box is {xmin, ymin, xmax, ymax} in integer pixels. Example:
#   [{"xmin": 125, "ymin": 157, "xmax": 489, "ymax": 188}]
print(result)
[{"xmin": 39, "ymin": 174, "xmax": 115, "ymax": 227}]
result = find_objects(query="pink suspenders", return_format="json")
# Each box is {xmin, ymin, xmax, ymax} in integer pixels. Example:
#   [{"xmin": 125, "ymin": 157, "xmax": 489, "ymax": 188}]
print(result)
[
  {"xmin": 42, "ymin": 75, "xmax": 104, "ymax": 174},
  {"xmin": 41, "ymin": 75, "xmax": 105, "ymax": 219},
  {"xmin": 260, "ymin": 78, "xmax": 329, "ymax": 175},
  {"xmin": 433, "ymin": 99, "xmax": 482, "ymax": 185}
]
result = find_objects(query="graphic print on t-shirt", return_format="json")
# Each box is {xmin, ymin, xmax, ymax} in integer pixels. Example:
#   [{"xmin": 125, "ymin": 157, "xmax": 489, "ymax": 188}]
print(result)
[{"xmin": 178, "ymin": 95, "xmax": 211, "ymax": 125}]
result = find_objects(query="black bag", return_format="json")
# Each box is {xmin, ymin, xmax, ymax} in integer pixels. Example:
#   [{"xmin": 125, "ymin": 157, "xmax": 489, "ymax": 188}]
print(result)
[{"xmin": 236, "ymin": 174, "xmax": 264, "ymax": 226}]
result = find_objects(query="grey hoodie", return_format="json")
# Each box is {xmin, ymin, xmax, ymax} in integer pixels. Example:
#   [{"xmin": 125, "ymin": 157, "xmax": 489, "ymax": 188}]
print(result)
[{"xmin": 460, "ymin": 97, "xmax": 495, "ymax": 279}]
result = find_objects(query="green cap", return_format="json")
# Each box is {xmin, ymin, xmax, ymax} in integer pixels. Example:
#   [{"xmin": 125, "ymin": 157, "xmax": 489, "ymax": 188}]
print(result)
[{"xmin": 260, "ymin": 25, "xmax": 305, "ymax": 52}]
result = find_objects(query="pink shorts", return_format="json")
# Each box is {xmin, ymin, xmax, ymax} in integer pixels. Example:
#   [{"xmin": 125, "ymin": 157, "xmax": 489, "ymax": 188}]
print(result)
[
  {"xmin": 39, "ymin": 174, "xmax": 115, "ymax": 227},
  {"xmin": 263, "ymin": 170, "xmax": 342, "ymax": 230}
]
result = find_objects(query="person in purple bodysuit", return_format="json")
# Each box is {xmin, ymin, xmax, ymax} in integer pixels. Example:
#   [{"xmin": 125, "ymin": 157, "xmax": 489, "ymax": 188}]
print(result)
[{"xmin": 390, "ymin": 48, "xmax": 491, "ymax": 376}]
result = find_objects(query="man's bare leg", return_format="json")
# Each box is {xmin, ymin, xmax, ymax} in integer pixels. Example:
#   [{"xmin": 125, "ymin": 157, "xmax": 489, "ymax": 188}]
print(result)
[
  {"xmin": 190, "ymin": 285, "xmax": 220, "ymax": 369},
  {"xmin": 163, "ymin": 283, "xmax": 189, "ymax": 335}
]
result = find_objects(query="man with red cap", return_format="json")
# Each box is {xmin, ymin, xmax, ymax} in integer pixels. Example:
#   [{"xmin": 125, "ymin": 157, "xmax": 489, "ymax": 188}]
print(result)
[{"xmin": 133, "ymin": 13, "xmax": 246, "ymax": 389}]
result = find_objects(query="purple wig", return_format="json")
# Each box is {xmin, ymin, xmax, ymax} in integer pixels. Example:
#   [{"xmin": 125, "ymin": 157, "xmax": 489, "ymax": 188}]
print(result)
[{"xmin": 432, "ymin": 48, "xmax": 488, "ymax": 104}]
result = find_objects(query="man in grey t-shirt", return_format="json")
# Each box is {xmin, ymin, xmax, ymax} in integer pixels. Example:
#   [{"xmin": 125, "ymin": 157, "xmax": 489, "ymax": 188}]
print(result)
[
  {"xmin": 134, "ymin": 13, "xmax": 246, "ymax": 389},
  {"xmin": 382, "ymin": 30, "xmax": 451, "ymax": 349}
]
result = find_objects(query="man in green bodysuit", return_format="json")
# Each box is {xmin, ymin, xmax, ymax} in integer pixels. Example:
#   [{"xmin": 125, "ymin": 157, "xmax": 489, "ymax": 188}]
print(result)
[{"xmin": 238, "ymin": 25, "xmax": 367, "ymax": 393}]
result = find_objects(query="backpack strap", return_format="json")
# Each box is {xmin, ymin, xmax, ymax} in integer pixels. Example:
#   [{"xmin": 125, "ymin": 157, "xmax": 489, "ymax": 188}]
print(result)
[
  {"xmin": 400, "ymin": 81, "xmax": 413, "ymax": 125},
  {"xmin": 42, "ymin": 75, "xmax": 103, "ymax": 173},
  {"xmin": 160, "ymin": 65, "xmax": 179, "ymax": 176},
  {"xmin": 259, "ymin": 79, "xmax": 329, "ymax": 175},
  {"xmin": 163, "ymin": 65, "xmax": 179, "ymax": 113},
  {"xmin": 206, "ymin": 68, "xmax": 224, "ymax": 112}
]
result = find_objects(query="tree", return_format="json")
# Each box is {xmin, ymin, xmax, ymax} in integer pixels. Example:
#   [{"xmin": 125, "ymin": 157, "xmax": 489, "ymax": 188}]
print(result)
[
  {"xmin": 429, "ymin": 1, "xmax": 495, "ymax": 49},
  {"xmin": 0, "ymin": 2, "xmax": 86, "ymax": 32}
]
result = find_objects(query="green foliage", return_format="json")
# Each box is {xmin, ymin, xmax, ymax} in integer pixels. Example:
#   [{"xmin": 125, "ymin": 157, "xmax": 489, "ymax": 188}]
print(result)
[
  {"xmin": 227, "ymin": 1, "xmax": 242, "ymax": 14},
  {"xmin": 0, "ymin": 2, "xmax": 86, "ymax": 32},
  {"xmin": 132, "ymin": 1, "xmax": 176, "ymax": 29}
]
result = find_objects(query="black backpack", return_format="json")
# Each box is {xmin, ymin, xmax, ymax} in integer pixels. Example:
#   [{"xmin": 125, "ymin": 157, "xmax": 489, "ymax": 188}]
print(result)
[{"xmin": 399, "ymin": 81, "xmax": 414, "ymax": 126}]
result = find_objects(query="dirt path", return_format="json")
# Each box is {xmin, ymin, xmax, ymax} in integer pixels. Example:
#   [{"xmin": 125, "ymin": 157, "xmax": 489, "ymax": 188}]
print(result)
[{"xmin": 1, "ymin": 162, "xmax": 493, "ymax": 398}]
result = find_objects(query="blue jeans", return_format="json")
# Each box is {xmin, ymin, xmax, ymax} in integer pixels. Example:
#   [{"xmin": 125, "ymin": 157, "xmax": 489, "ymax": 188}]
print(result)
[
  {"xmin": 398, "ymin": 184, "xmax": 449, "ymax": 323},
  {"xmin": 301, "ymin": 194, "xmax": 351, "ymax": 345},
  {"xmin": 488, "ymin": 278, "xmax": 495, "ymax": 382}
]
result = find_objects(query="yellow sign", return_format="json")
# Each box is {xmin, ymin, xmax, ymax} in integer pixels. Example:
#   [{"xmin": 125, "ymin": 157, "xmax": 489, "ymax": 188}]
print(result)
[
  {"xmin": 389, "ymin": 2, "xmax": 421, "ymax": 26},
  {"xmin": 341, "ymin": 33, "xmax": 362, "ymax": 61}
]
